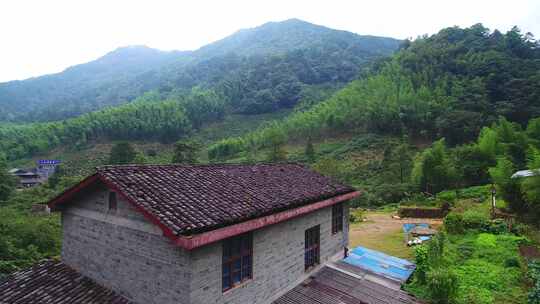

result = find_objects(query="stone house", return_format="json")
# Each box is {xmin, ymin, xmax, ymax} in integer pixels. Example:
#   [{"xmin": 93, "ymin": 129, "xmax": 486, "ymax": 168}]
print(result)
[{"xmin": 0, "ymin": 164, "xmax": 360, "ymax": 304}]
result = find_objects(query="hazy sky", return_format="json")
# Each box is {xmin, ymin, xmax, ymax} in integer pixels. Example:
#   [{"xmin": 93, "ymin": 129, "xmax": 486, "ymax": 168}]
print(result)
[{"xmin": 1, "ymin": 0, "xmax": 539, "ymax": 82}]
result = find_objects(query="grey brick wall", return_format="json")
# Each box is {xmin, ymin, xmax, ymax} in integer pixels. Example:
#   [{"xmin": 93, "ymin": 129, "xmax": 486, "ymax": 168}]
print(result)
[
  {"xmin": 189, "ymin": 202, "xmax": 349, "ymax": 304},
  {"xmin": 61, "ymin": 182, "xmax": 192, "ymax": 304},
  {"xmin": 60, "ymin": 181, "xmax": 349, "ymax": 304}
]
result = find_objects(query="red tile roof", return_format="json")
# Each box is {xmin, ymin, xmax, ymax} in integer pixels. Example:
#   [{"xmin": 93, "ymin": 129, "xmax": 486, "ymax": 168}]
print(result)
[
  {"xmin": 0, "ymin": 260, "xmax": 132, "ymax": 304},
  {"xmin": 49, "ymin": 164, "xmax": 356, "ymax": 237}
]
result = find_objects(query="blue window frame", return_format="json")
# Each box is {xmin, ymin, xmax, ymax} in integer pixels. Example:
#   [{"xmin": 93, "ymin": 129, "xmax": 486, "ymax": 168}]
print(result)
[{"xmin": 222, "ymin": 233, "xmax": 253, "ymax": 291}]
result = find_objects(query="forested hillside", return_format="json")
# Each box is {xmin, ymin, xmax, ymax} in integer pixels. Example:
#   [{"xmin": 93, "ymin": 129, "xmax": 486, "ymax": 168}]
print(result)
[
  {"xmin": 210, "ymin": 24, "xmax": 540, "ymax": 159},
  {"xmin": 205, "ymin": 24, "xmax": 540, "ymax": 216},
  {"xmin": 0, "ymin": 46, "xmax": 189, "ymax": 122},
  {"xmin": 0, "ymin": 19, "xmax": 400, "ymax": 122}
]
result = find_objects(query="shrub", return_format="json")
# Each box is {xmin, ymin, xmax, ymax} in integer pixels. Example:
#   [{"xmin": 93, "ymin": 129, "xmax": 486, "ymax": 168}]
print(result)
[
  {"xmin": 511, "ymin": 223, "xmax": 528, "ymax": 236},
  {"xmin": 444, "ymin": 212, "xmax": 464, "ymax": 234},
  {"xmin": 414, "ymin": 245, "xmax": 429, "ymax": 284},
  {"xmin": 529, "ymin": 281, "xmax": 540, "ymax": 304},
  {"xmin": 530, "ymin": 262, "xmax": 540, "ymax": 304},
  {"xmin": 504, "ymin": 257, "xmax": 521, "ymax": 268},
  {"xmin": 460, "ymin": 287, "xmax": 494, "ymax": 304},
  {"xmin": 349, "ymin": 209, "xmax": 364, "ymax": 223},
  {"xmin": 426, "ymin": 268, "xmax": 459, "ymax": 304},
  {"xmin": 462, "ymin": 210, "xmax": 489, "ymax": 230},
  {"xmin": 437, "ymin": 191, "xmax": 456, "ymax": 203},
  {"xmin": 475, "ymin": 233, "xmax": 497, "ymax": 248},
  {"xmin": 373, "ymin": 183, "xmax": 413, "ymax": 204},
  {"xmin": 483, "ymin": 219, "xmax": 509, "ymax": 234},
  {"xmin": 457, "ymin": 240, "xmax": 475, "ymax": 261}
]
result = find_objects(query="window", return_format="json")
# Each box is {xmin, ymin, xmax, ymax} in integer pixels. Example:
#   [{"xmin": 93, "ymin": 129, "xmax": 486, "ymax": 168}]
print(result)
[
  {"xmin": 305, "ymin": 225, "xmax": 320, "ymax": 270},
  {"xmin": 222, "ymin": 233, "xmax": 253, "ymax": 292},
  {"xmin": 108, "ymin": 192, "xmax": 117, "ymax": 212},
  {"xmin": 332, "ymin": 203, "xmax": 344, "ymax": 234}
]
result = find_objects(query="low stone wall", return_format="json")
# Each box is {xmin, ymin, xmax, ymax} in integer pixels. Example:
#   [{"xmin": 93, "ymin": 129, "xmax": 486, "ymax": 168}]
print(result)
[{"xmin": 398, "ymin": 206, "xmax": 446, "ymax": 218}]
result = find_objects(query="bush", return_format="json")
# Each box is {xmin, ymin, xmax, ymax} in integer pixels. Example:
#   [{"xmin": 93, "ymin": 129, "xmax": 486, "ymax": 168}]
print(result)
[
  {"xmin": 437, "ymin": 191, "xmax": 457, "ymax": 203},
  {"xmin": 444, "ymin": 212, "xmax": 464, "ymax": 234},
  {"xmin": 530, "ymin": 281, "xmax": 540, "ymax": 304},
  {"xmin": 504, "ymin": 257, "xmax": 521, "ymax": 268},
  {"xmin": 426, "ymin": 268, "xmax": 459, "ymax": 304},
  {"xmin": 373, "ymin": 183, "xmax": 413, "ymax": 204},
  {"xmin": 462, "ymin": 210, "xmax": 489, "ymax": 230},
  {"xmin": 414, "ymin": 245, "xmax": 429, "ymax": 284},
  {"xmin": 349, "ymin": 209, "xmax": 364, "ymax": 223},
  {"xmin": 482, "ymin": 219, "xmax": 509, "ymax": 234},
  {"xmin": 530, "ymin": 261, "xmax": 540, "ymax": 304}
]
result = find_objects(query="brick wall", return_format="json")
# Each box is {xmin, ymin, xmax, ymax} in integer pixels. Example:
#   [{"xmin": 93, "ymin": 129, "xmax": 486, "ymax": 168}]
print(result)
[
  {"xmin": 189, "ymin": 202, "xmax": 349, "ymax": 304},
  {"xmin": 61, "ymin": 182, "xmax": 192, "ymax": 304},
  {"xmin": 60, "ymin": 181, "xmax": 349, "ymax": 304}
]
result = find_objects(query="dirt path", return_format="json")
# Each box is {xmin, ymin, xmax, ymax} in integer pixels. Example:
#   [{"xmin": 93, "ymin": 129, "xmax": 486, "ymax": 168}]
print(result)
[{"xmin": 349, "ymin": 212, "xmax": 443, "ymax": 260}]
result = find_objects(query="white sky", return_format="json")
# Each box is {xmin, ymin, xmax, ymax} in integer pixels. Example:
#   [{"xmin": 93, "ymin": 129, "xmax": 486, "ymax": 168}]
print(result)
[{"xmin": 1, "ymin": 0, "xmax": 539, "ymax": 82}]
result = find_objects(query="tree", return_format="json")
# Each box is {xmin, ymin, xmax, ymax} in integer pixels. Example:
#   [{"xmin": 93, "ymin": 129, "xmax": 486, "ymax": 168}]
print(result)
[
  {"xmin": 0, "ymin": 153, "xmax": 16, "ymax": 202},
  {"xmin": 527, "ymin": 118, "xmax": 540, "ymax": 149},
  {"xmin": 108, "ymin": 142, "xmax": 137, "ymax": 165},
  {"xmin": 172, "ymin": 139, "xmax": 201, "ymax": 164},
  {"xmin": 47, "ymin": 165, "xmax": 66, "ymax": 189},
  {"xmin": 265, "ymin": 126, "xmax": 288, "ymax": 162},
  {"xmin": 520, "ymin": 149, "xmax": 540, "ymax": 218},
  {"xmin": 394, "ymin": 142, "xmax": 412, "ymax": 183},
  {"xmin": 489, "ymin": 157, "xmax": 525, "ymax": 213},
  {"xmin": 411, "ymin": 139, "xmax": 458, "ymax": 194},
  {"xmin": 133, "ymin": 153, "xmax": 147, "ymax": 164},
  {"xmin": 305, "ymin": 138, "xmax": 316, "ymax": 163}
]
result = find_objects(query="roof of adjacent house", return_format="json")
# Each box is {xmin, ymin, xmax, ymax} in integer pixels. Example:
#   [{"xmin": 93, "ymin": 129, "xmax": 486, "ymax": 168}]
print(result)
[
  {"xmin": 48, "ymin": 164, "xmax": 357, "ymax": 237},
  {"xmin": 511, "ymin": 169, "xmax": 540, "ymax": 178},
  {"xmin": 0, "ymin": 260, "xmax": 132, "ymax": 304},
  {"xmin": 273, "ymin": 266, "xmax": 421, "ymax": 304}
]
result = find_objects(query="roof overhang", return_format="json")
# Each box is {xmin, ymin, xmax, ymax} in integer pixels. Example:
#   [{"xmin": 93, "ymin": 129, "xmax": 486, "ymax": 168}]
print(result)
[
  {"xmin": 175, "ymin": 190, "xmax": 360, "ymax": 250},
  {"xmin": 48, "ymin": 173, "xmax": 360, "ymax": 250}
]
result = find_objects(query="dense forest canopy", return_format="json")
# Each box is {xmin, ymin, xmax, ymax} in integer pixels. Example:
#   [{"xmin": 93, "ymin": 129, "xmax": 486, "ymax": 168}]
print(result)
[
  {"xmin": 0, "ymin": 89, "xmax": 221, "ymax": 160},
  {"xmin": 208, "ymin": 24, "xmax": 540, "ymax": 160},
  {"xmin": 0, "ymin": 19, "xmax": 400, "ymax": 122}
]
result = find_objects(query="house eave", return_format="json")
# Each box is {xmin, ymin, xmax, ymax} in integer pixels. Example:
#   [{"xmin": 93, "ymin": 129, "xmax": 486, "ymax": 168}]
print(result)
[{"xmin": 174, "ymin": 190, "xmax": 360, "ymax": 250}]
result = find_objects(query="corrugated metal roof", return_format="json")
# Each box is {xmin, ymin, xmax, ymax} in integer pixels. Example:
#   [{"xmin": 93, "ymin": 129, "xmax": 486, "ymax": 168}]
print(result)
[
  {"xmin": 273, "ymin": 266, "xmax": 421, "ymax": 304},
  {"xmin": 511, "ymin": 169, "xmax": 540, "ymax": 178}
]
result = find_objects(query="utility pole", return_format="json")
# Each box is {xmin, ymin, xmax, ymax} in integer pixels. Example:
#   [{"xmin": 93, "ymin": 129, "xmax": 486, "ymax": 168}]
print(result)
[{"xmin": 491, "ymin": 184, "xmax": 497, "ymax": 219}]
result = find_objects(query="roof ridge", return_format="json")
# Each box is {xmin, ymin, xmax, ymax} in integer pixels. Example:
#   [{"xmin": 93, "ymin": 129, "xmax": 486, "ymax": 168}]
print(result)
[{"xmin": 96, "ymin": 162, "xmax": 307, "ymax": 170}]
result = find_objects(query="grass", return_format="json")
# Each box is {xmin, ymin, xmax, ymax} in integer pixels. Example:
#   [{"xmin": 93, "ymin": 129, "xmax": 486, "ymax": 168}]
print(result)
[
  {"xmin": 351, "ymin": 226, "xmax": 414, "ymax": 260},
  {"xmin": 349, "ymin": 211, "xmax": 415, "ymax": 260}
]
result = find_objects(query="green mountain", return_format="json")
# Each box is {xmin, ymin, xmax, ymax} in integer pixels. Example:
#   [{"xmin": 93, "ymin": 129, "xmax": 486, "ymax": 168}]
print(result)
[
  {"xmin": 0, "ymin": 19, "xmax": 400, "ymax": 122},
  {"xmin": 209, "ymin": 23, "xmax": 540, "ymax": 160},
  {"xmin": 0, "ymin": 46, "xmax": 189, "ymax": 122}
]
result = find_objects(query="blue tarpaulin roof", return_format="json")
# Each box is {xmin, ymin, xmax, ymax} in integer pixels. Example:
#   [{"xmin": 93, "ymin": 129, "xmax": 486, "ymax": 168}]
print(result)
[
  {"xmin": 403, "ymin": 223, "xmax": 429, "ymax": 233},
  {"xmin": 343, "ymin": 246, "xmax": 416, "ymax": 282}
]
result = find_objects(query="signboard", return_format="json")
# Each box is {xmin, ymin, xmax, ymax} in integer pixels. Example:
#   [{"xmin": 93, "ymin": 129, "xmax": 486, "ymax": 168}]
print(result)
[{"xmin": 38, "ymin": 160, "xmax": 61, "ymax": 165}]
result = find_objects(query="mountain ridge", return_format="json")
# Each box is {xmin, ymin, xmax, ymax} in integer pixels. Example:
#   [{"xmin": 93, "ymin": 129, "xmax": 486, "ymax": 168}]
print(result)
[{"xmin": 0, "ymin": 19, "xmax": 400, "ymax": 122}]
